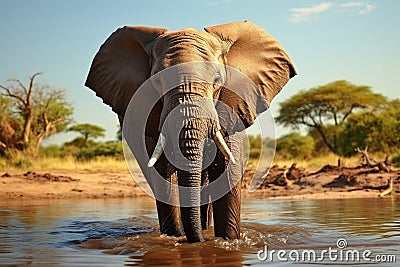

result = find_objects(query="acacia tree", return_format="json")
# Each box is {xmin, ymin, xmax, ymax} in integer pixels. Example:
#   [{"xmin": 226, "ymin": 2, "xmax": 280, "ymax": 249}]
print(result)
[
  {"xmin": 276, "ymin": 80, "xmax": 387, "ymax": 155},
  {"xmin": 68, "ymin": 123, "xmax": 105, "ymax": 148},
  {"xmin": 0, "ymin": 73, "xmax": 73, "ymax": 154}
]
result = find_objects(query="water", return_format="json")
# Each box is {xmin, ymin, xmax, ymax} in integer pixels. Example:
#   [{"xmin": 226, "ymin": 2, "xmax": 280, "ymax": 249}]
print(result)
[{"xmin": 0, "ymin": 197, "xmax": 399, "ymax": 266}]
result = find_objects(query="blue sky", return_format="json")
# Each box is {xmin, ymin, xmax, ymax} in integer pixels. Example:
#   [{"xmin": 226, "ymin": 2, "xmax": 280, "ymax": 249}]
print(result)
[{"xmin": 1, "ymin": 0, "xmax": 399, "ymax": 144}]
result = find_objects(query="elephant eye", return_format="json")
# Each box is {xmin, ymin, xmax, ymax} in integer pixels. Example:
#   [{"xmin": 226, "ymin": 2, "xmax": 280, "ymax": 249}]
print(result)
[{"xmin": 214, "ymin": 72, "xmax": 222, "ymax": 85}]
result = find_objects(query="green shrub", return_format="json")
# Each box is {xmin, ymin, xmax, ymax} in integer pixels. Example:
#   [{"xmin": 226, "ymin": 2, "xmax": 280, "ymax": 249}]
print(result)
[
  {"xmin": 39, "ymin": 144, "xmax": 62, "ymax": 158},
  {"xmin": 12, "ymin": 158, "xmax": 33, "ymax": 168},
  {"xmin": 392, "ymin": 154, "xmax": 400, "ymax": 167},
  {"xmin": 276, "ymin": 132, "xmax": 314, "ymax": 160},
  {"xmin": 2, "ymin": 150, "xmax": 33, "ymax": 169},
  {"xmin": 78, "ymin": 141, "xmax": 123, "ymax": 160}
]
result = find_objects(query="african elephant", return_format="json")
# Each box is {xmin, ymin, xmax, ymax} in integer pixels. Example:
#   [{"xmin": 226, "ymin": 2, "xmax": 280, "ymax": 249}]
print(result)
[{"xmin": 85, "ymin": 21, "xmax": 296, "ymax": 243}]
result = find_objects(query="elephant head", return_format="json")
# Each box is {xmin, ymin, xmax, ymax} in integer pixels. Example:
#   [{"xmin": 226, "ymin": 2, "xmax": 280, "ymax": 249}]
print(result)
[{"xmin": 85, "ymin": 21, "xmax": 296, "ymax": 242}]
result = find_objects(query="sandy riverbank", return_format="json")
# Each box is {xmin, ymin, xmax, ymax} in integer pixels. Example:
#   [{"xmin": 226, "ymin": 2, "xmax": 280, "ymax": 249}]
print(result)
[{"xmin": 1, "ymin": 165, "xmax": 399, "ymax": 200}]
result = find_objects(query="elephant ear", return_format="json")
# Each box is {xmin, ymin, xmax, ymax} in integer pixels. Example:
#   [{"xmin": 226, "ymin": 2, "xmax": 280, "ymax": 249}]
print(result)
[
  {"xmin": 85, "ymin": 26, "xmax": 167, "ymax": 118},
  {"xmin": 205, "ymin": 21, "xmax": 297, "ymax": 130}
]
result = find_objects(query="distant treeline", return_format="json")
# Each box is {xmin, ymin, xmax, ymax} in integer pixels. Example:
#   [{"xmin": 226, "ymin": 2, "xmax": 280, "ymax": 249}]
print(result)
[{"xmin": 1, "ymin": 74, "xmax": 399, "ymax": 166}]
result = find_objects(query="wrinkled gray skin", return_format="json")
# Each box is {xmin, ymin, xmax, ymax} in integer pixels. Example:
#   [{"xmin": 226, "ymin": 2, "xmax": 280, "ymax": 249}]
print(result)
[{"xmin": 85, "ymin": 21, "xmax": 296, "ymax": 243}]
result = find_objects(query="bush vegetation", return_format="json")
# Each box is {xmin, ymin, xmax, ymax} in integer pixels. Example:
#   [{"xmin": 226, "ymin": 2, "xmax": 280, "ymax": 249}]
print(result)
[{"xmin": 1, "ymin": 77, "xmax": 398, "ymax": 170}]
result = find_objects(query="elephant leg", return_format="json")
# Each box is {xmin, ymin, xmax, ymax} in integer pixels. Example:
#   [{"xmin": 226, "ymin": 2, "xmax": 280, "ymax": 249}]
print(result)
[
  {"xmin": 208, "ymin": 134, "xmax": 244, "ymax": 240},
  {"xmin": 212, "ymin": 179, "xmax": 241, "ymax": 239},
  {"xmin": 145, "ymin": 136, "xmax": 184, "ymax": 237},
  {"xmin": 154, "ymin": 162, "xmax": 184, "ymax": 237},
  {"xmin": 155, "ymin": 200, "xmax": 183, "ymax": 236}
]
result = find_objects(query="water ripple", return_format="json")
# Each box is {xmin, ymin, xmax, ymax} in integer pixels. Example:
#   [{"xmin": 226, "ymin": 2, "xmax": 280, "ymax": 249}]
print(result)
[{"xmin": 49, "ymin": 217, "xmax": 155, "ymax": 247}]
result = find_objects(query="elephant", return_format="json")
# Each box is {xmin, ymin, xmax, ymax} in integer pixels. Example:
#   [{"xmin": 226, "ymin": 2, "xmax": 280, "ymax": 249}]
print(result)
[{"xmin": 85, "ymin": 21, "xmax": 296, "ymax": 243}]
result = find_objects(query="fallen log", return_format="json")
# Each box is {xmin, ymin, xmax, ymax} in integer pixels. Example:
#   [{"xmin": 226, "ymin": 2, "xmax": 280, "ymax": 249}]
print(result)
[
  {"xmin": 379, "ymin": 177, "xmax": 394, "ymax": 197},
  {"xmin": 356, "ymin": 147, "xmax": 391, "ymax": 172}
]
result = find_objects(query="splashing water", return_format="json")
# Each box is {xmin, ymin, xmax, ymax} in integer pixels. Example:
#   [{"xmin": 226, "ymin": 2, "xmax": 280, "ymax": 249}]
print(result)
[{"xmin": 1, "ymin": 197, "xmax": 399, "ymax": 266}]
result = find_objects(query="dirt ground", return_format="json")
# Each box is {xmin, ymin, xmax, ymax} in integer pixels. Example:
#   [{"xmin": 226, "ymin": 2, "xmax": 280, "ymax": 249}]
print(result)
[
  {"xmin": 242, "ymin": 163, "xmax": 400, "ymax": 199},
  {"xmin": 1, "ymin": 164, "xmax": 399, "ymax": 200}
]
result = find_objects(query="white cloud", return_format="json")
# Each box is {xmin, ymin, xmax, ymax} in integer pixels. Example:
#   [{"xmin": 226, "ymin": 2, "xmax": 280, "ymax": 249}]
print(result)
[
  {"xmin": 290, "ymin": 2, "xmax": 376, "ymax": 23},
  {"xmin": 207, "ymin": 0, "xmax": 237, "ymax": 6},
  {"xmin": 341, "ymin": 2, "xmax": 365, "ymax": 8},
  {"xmin": 340, "ymin": 2, "xmax": 376, "ymax": 14},
  {"xmin": 360, "ymin": 4, "xmax": 375, "ymax": 14},
  {"xmin": 290, "ymin": 2, "xmax": 334, "ymax": 23}
]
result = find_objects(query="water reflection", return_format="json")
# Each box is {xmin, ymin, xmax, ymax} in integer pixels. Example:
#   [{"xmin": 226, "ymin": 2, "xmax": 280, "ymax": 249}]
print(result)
[
  {"xmin": 0, "ymin": 197, "xmax": 398, "ymax": 266},
  {"xmin": 243, "ymin": 197, "xmax": 400, "ymax": 237},
  {"xmin": 128, "ymin": 245, "xmax": 244, "ymax": 267}
]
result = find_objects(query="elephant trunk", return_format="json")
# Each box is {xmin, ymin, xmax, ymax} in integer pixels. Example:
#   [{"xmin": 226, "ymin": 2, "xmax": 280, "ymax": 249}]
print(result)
[
  {"xmin": 160, "ymin": 91, "xmax": 217, "ymax": 243},
  {"xmin": 174, "ymin": 98, "xmax": 213, "ymax": 243}
]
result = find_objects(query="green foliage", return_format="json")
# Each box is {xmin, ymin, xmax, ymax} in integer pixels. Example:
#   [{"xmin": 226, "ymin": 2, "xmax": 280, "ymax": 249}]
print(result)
[
  {"xmin": 68, "ymin": 123, "xmax": 105, "ymax": 139},
  {"xmin": 339, "ymin": 112, "xmax": 382, "ymax": 156},
  {"xmin": 58, "ymin": 123, "xmax": 121, "ymax": 160},
  {"xmin": 0, "ymin": 99, "xmax": 18, "ymax": 154},
  {"xmin": 68, "ymin": 123, "xmax": 105, "ymax": 148},
  {"xmin": 276, "ymin": 80, "xmax": 388, "ymax": 155},
  {"xmin": 247, "ymin": 135, "xmax": 262, "ymax": 158},
  {"xmin": 39, "ymin": 138, "xmax": 124, "ymax": 161},
  {"xmin": 0, "ymin": 73, "xmax": 73, "ymax": 154},
  {"xmin": 245, "ymin": 135, "xmax": 275, "ymax": 159},
  {"xmin": 308, "ymin": 126, "xmax": 340, "ymax": 156},
  {"xmin": 276, "ymin": 132, "xmax": 314, "ymax": 159},
  {"xmin": 60, "ymin": 145, "xmax": 81, "ymax": 158},
  {"xmin": 77, "ymin": 141, "xmax": 123, "ymax": 160},
  {"xmin": 12, "ymin": 158, "xmax": 33, "ymax": 168},
  {"xmin": 63, "ymin": 136, "xmax": 96, "ymax": 149},
  {"xmin": 3, "ymin": 150, "xmax": 33, "ymax": 168},
  {"xmin": 392, "ymin": 154, "xmax": 400, "ymax": 167},
  {"xmin": 61, "ymin": 137, "xmax": 95, "ymax": 157},
  {"xmin": 39, "ymin": 144, "xmax": 63, "ymax": 158},
  {"xmin": 339, "ymin": 100, "xmax": 400, "ymax": 156},
  {"xmin": 116, "ymin": 125, "xmax": 122, "ymax": 141}
]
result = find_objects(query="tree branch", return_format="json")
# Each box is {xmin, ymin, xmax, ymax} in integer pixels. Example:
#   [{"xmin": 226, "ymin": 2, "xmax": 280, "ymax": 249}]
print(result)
[
  {"xmin": 342, "ymin": 105, "xmax": 354, "ymax": 122},
  {"xmin": 333, "ymin": 112, "xmax": 338, "ymax": 126},
  {"xmin": 27, "ymin": 72, "xmax": 43, "ymax": 106},
  {"xmin": 356, "ymin": 147, "xmax": 391, "ymax": 172},
  {"xmin": 0, "ymin": 84, "xmax": 26, "ymax": 104},
  {"xmin": 9, "ymin": 78, "xmax": 28, "ymax": 95},
  {"xmin": 315, "ymin": 125, "xmax": 338, "ymax": 154}
]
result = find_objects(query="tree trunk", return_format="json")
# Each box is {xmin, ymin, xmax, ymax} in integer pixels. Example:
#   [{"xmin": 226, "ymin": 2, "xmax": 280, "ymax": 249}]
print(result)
[
  {"xmin": 314, "ymin": 125, "xmax": 338, "ymax": 154},
  {"xmin": 22, "ymin": 111, "xmax": 33, "ymax": 147}
]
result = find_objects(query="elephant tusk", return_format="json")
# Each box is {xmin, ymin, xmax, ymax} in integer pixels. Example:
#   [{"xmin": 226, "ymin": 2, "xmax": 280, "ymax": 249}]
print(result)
[
  {"xmin": 213, "ymin": 131, "xmax": 236, "ymax": 164},
  {"xmin": 148, "ymin": 133, "xmax": 166, "ymax": 167}
]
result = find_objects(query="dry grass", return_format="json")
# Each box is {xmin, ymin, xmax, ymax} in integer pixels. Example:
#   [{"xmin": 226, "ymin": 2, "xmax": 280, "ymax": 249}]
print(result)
[
  {"xmin": 0, "ymin": 155, "xmax": 136, "ymax": 171},
  {"xmin": 0, "ymin": 151, "xmax": 388, "ymax": 172},
  {"xmin": 36, "ymin": 156, "xmax": 131, "ymax": 170},
  {"xmin": 273, "ymin": 154, "xmax": 361, "ymax": 171},
  {"xmin": 247, "ymin": 153, "xmax": 363, "ymax": 173}
]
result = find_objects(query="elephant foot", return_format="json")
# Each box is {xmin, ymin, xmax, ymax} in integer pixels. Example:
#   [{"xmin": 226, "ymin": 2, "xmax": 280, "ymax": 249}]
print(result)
[
  {"xmin": 215, "ymin": 225, "xmax": 241, "ymax": 240},
  {"xmin": 160, "ymin": 222, "xmax": 184, "ymax": 237},
  {"xmin": 156, "ymin": 200, "xmax": 184, "ymax": 237}
]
